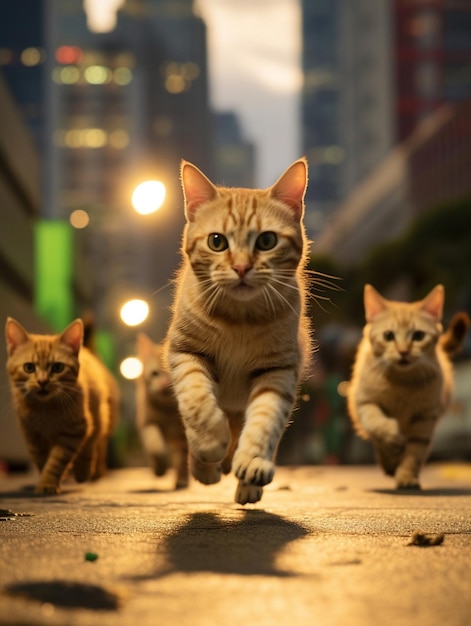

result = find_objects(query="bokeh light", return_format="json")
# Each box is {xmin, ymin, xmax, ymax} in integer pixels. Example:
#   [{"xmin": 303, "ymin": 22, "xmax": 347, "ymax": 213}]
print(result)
[
  {"xmin": 120, "ymin": 357, "xmax": 143, "ymax": 380},
  {"xmin": 69, "ymin": 209, "xmax": 90, "ymax": 229},
  {"xmin": 120, "ymin": 299, "xmax": 149, "ymax": 326},
  {"xmin": 131, "ymin": 181, "xmax": 166, "ymax": 215}
]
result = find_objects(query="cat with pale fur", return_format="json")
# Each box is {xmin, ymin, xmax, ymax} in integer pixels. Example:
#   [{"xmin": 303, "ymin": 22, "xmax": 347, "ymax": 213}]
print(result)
[
  {"xmin": 165, "ymin": 158, "xmax": 312, "ymax": 505},
  {"xmin": 136, "ymin": 332, "xmax": 188, "ymax": 489},
  {"xmin": 348, "ymin": 284, "xmax": 469, "ymax": 488}
]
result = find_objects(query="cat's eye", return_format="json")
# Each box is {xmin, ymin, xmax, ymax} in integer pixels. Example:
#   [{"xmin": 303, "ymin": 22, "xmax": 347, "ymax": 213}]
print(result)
[
  {"xmin": 208, "ymin": 233, "xmax": 228, "ymax": 252},
  {"xmin": 51, "ymin": 362, "xmax": 65, "ymax": 374},
  {"xmin": 23, "ymin": 363, "xmax": 35, "ymax": 373},
  {"xmin": 412, "ymin": 330, "xmax": 425, "ymax": 341},
  {"xmin": 255, "ymin": 231, "xmax": 277, "ymax": 251},
  {"xmin": 151, "ymin": 370, "xmax": 160, "ymax": 377},
  {"xmin": 383, "ymin": 331, "xmax": 395, "ymax": 342}
]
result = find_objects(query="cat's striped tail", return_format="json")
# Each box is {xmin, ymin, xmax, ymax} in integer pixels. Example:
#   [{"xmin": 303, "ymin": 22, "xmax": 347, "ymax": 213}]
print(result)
[{"xmin": 440, "ymin": 311, "xmax": 470, "ymax": 357}]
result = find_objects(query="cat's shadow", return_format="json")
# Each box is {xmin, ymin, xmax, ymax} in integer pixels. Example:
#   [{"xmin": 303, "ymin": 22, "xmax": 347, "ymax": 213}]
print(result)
[
  {"xmin": 132, "ymin": 509, "xmax": 309, "ymax": 580},
  {"xmin": 370, "ymin": 487, "xmax": 471, "ymax": 496}
]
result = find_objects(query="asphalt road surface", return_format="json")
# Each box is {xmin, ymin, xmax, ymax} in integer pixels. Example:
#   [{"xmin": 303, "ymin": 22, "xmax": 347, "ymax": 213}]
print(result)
[{"xmin": 1, "ymin": 463, "xmax": 471, "ymax": 626}]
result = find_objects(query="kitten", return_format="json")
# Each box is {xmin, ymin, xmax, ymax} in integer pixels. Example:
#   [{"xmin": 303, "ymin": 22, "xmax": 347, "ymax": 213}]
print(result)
[
  {"xmin": 165, "ymin": 158, "xmax": 312, "ymax": 505},
  {"xmin": 347, "ymin": 284, "xmax": 469, "ymax": 489},
  {"xmin": 136, "ymin": 332, "xmax": 188, "ymax": 488},
  {"xmin": 5, "ymin": 317, "xmax": 120, "ymax": 494}
]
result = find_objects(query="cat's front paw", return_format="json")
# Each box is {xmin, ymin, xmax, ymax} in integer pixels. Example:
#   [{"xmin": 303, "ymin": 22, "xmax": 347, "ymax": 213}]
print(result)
[
  {"xmin": 235, "ymin": 481, "xmax": 263, "ymax": 505},
  {"xmin": 35, "ymin": 483, "xmax": 60, "ymax": 495},
  {"xmin": 150, "ymin": 453, "xmax": 169, "ymax": 477},
  {"xmin": 190, "ymin": 455, "xmax": 222, "ymax": 485},
  {"xmin": 232, "ymin": 453, "xmax": 275, "ymax": 487},
  {"xmin": 187, "ymin": 418, "xmax": 230, "ymax": 464},
  {"xmin": 395, "ymin": 468, "xmax": 421, "ymax": 490},
  {"xmin": 373, "ymin": 419, "xmax": 405, "ymax": 450}
]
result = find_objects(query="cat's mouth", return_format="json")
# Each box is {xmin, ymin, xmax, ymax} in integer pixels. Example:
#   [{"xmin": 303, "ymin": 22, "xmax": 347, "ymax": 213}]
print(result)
[{"xmin": 230, "ymin": 283, "xmax": 257, "ymax": 300}]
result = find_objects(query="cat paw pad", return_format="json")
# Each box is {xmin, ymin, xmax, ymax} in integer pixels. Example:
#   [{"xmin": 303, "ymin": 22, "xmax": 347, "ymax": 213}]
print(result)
[
  {"xmin": 235, "ymin": 482, "xmax": 263, "ymax": 505},
  {"xmin": 233, "ymin": 455, "xmax": 275, "ymax": 487}
]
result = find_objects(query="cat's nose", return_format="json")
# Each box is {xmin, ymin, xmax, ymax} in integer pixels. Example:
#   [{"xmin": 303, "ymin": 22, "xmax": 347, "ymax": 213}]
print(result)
[{"xmin": 233, "ymin": 263, "xmax": 251, "ymax": 278}]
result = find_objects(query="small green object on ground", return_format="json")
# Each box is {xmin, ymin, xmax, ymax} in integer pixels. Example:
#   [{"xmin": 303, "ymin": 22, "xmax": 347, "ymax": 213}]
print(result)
[{"xmin": 85, "ymin": 552, "xmax": 99, "ymax": 562}]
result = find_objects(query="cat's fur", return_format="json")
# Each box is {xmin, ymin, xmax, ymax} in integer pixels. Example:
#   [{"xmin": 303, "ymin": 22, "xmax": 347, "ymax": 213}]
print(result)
[
  {"xmin": 5, "ymin": 317, "xmax": 120, "ymax": 494},
  {"xmin": 165, "ymin": 158, "xmax": 311, "ymax": 505},
  {"xmin": 347, "ymin": 284, "xmax": 470, "ymax": 488},
  {"xmin": 136, "ymin": 332, "xmax": 188, "ymax": 488}
]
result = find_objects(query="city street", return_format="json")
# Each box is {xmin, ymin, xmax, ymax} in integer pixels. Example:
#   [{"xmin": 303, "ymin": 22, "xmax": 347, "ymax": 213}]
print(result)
[{"xmin": 1, "ymin": 463, "xmax": 471, "ymax": 626}]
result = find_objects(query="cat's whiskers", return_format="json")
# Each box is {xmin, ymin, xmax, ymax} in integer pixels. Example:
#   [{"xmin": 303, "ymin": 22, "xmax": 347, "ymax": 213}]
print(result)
[
  {"xmin": 266, "ymin": 283, "xmax": 299, "ymax": 317},
  {"xmin": 205, "ymin": 284, "xmax": 224, "ymax": 315},
  {"xmin": 261, "ymin": 285, "xmax": 277, "ymax": 319}
]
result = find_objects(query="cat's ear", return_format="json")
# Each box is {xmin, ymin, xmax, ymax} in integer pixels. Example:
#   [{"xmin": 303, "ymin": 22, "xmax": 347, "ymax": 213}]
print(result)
[
  {"xmin": 364, "ymin": 284, "xmax": 388, "ymax": 322},
  {"xmin": 270, "ymin": 158, "xmax": 308, "ymax": 221},
  {"xmin": 181, "ymin": 160, "xmax": 217, "ymax": 221},
  {"xmin": 137, "ymin": 332, "xmax": 153, "ymax": 357},
  {"xmin": 5, "ymin": 317, "xmax": 29, "ymax": 356},
  {"xmin": 60, "ymin": 319, "xmax": 83, "ymax": 354},
  {"xmin": 420, "ymin": 284, "xmax": 444, "ymax": 321}
]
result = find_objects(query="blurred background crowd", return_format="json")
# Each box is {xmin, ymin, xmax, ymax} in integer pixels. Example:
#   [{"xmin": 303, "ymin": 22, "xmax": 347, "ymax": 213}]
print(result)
[{"xmin": 0, "ymin": 0, "xmax": 470, "ymax": 471}]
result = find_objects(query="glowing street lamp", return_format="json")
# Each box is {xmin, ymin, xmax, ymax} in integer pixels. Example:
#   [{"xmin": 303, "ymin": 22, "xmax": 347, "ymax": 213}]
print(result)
[
  {"xmin": 131, "ymin": 180, "xmax": 166, "ymax": 215},
  {"xmin": 120, "ymin": 299, "xmax": 149, "ymax": 326},
  {"xmin": 120, "ymin": 356, "xmax": 143, "ymax": 380}
]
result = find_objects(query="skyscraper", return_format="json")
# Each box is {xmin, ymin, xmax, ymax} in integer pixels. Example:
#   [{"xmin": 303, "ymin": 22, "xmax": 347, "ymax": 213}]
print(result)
[
  {"xmin": 301, "ymin": 0, "xmax": 393, "ymax": 234},
  {"xmin": 301, "ymin": 0, "xmax": 471, "ymax": 234}
]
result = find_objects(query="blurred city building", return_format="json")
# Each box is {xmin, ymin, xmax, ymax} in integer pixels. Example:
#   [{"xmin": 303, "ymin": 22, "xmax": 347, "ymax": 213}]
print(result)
[
  {"xmin": 213, "ymin": 112, "xmax": 255, "ymax": 188},
  {"xmin": 301, "ymin": 0, "xmax": 471, "ymax": 236},
  {"xmin": 301, "ymin": 0, "xmax": 394, "ymax": 234},
  {"xmin": 315, "ymin": 98, "xmax": 471, "ymax": 264},
  {"xmin": 0, "ymin": 0, "xmax": 256, "ymax": 444}
]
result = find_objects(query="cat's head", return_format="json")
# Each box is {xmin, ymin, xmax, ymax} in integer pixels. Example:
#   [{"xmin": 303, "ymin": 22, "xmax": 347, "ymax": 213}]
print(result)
[
  {"xmin": 137, "ymin": 333, "xmax": 173, "ymax": 398},
  {"xmin": 364, "ymin": 284, "xmax": 444, "ymax": 373},
  {"xmin": 180, "ymin": 158, "xmax": 308, "ymax": 315},
  {"xmin": 5, "ymin": 317, "xmax": 83, "ymax": 403}
]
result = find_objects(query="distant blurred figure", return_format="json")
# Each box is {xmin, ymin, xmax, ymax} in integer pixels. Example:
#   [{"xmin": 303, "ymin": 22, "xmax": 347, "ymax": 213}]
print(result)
[
  {"xmin": 348, "ymin": 284, "xmax": 469, "ymax": 489},
  {"xmin": 136, "ymin": 333, "xmax": 188, "ymax": 489}
]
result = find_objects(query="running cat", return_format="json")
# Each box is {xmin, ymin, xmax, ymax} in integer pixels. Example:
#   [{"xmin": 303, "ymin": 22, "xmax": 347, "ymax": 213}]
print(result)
[
  {"xmin": 347, "ymin": 284, "xmax": 469, "ymax": 488},
  {"xmin": 136, "ymin": 332, "xmax": 188, "ymax": 488},
  {"xmin": 5, "ymin": 317, "xmax": 119, "ymax": 494},
  {"xmin": 165, "ymin": 158, "xmax": 312, "ymax": 504}
]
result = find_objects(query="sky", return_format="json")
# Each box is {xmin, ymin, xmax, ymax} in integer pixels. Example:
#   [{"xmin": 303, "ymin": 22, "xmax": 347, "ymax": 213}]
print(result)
[
  {"xmin": 85, "ymin": 0, "xmax": 302, "ymax": 188},
  {"xmin": 195, "ymin": 0, "xmax": 302, "ymax": 188}
]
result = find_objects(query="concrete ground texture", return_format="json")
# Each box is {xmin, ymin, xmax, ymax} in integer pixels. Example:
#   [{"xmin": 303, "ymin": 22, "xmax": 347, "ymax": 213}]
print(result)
[{"xmin": 1, "ymin": 463, "xmax": 471, "ymax": 626}]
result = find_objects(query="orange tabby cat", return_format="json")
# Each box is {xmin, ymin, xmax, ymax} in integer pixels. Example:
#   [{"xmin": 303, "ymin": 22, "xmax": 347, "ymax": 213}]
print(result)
[
  {"xmin": 165, "ymin": 158, "xmax": 312, "ymax": 505},
  {"xmin": 5, "ymin": 317, "xmax": 119, "ymax": 494},
  {"xmin": 136, "ymin": 332, "xmax": 188, "ymax": 488},
  {"xmin": 348, "ymin": 284, "xmax": 469, "ymax": 488}
]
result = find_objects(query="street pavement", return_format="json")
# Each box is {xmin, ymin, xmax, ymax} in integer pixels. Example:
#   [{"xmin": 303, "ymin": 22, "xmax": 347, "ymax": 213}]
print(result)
[{"xmin": 1, "ymin": 462, "xmax": 471, "ymax": 626}]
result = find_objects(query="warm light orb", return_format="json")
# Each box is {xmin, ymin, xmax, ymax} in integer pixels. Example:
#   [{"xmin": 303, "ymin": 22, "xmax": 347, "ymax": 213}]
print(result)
[
  {"xmin": 120, "ymin": 357, "xmax": 143, "ymax": 380},
  {"xmin": 69, "ymin": 209, "xmax": 90, "ymax": 229},
  {"xmin": 132, "ymin": 180, "xmax": 166, "ymax": 215},
  {"xmin": 120, "ymin": 299, "xmax": 149, "ymax": 326}
]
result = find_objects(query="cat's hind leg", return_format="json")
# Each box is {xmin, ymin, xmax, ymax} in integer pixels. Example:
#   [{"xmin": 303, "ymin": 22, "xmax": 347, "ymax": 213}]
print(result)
[
  {"xmin": 73, "ymin": 437, "xmax": 95, "ymax": 483},
  {"xmin": 373, "ymin": 440, "xmax": 403, "ymax": 477},
  {"xmin": 394, "ymin": 417, "xmax": 435, "ymax": 489},
  {"xmin": 141, "ymin": 424, "xmax": 169, "ymax": 476}
]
